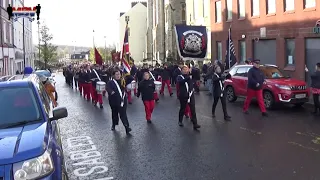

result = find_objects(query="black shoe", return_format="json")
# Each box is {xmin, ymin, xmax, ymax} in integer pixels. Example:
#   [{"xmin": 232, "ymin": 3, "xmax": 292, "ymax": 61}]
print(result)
[
  {"xmin": 224, "ymin": 115, "xmax": 231, "ymax": 121},
  {"xmin": 212, "ymin": 113, "xmax": 216, "ymax": 118},
  {"xmin": 100, "ymin": 104, "xmax": 103, "ymax": 109},
  {"xmin": 170, "ymin": 93, "xmax": 173, "ymax": 97},
  {"xmin": 185, "ymin": 115, "xmax": 189, "ymax": 119},
  {"xmin": 147, "ymin": 120, "xmax": 152, "ymax": 123},
  {"xmin": 193, "ymin": 124, "xmax": 201, "ymax": 130},
  {"xmin": 111, "ymin": 125, "xmax": 115, "ymax": 131},
  {"xmin": 129, "ymin": 102, "xmax": 132, "ymax": 104},
  {"xmin": 178, "ymin": 122, "xmax": 184, "ymax": 127},
  {"xmin": 243, "ymin": 111, "xmax": 249, "ymax": 114},
  {"xmin": 156, "ymin": 99, "xmax": 159, "ymax": 102},
  {"xmin": 262, "ymin": 112, "xmax": 268, "ymax": 117},
  {"xmin": 125, "ymin": 127, "xmax": 132, "ymax": 134}
]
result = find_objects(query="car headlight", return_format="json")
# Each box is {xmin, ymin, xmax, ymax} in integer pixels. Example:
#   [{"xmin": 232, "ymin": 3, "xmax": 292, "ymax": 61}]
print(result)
[
  {"xmin": 275, "ymin": 84, "xmax": 291, "ymax": 90},
  {"xmin": 13, "ymin": 150, "xmax": 54, "ymax": 180}
]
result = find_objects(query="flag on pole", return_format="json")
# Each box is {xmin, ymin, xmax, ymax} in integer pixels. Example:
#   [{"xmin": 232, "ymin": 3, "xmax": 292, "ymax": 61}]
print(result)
[
  {"xmin": 224, "ymin": 27, "xmax": 237, "ymax": 70},
  {"xmin": 94, "ymin": 48, "xmax": 103, "ymax": 65},
  {"xmin": 121, "ymin": 24, "xmax": 131, "ymax": 75}
]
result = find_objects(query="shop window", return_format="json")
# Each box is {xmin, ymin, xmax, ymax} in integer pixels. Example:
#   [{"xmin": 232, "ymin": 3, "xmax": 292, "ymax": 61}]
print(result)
[
  {"xmin": 238, "ymin": 0, "xmax": 245, "ymax": 18},
  {"xmin": 215, "ymin": 1, "xmax": 221, "ymax": 23},
  {"xmin": 285, "ymin": 39, "xmax": 295, "ymax": 65},
  {"xmin": 304, "ymin": 0, "xmax": 316, "ymax": 9},
  {"xmin": 251, "ymin": 0, "xmax": 260, "ymax": 16},
  {"xmin": 239, "ymin": 41, "xmax": 246, "ymax": 63},
  {"xmin": 284, "ymin": 0, "xmax": 294, "ymax": 11},
  {"xmin": 216, "ymin": 41, "xmax": 222, "ymax": 61}
]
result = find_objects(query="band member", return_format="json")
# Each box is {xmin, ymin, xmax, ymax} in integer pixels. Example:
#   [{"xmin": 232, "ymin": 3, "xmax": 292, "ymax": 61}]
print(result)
[
  {"xmin": 243, "ymin": 59, "xmax": 268, "ymax": 116},
  {"xmin": 78, "ymin": 67, "xmax": 85, "ymax": 96},
  {"xmin": 191, "ymin": 64, "xmax": 201, "ymax": 93},
  {"xmin": 160, "ymin": 64, "xmax": 173, "ymax": 96},
  {"xmin": 40, "ymin": 76, "xmax": 58, "ymax": 107},
  {"xmin": 125, "ymin": 73, "xmax": 135, "ymax": 104},
  {"xmin": 177, "ymin": 65, "xmax": 200, "ymax": 130},
  {"xmin": 82, "ymin": 65, "xmax": 92, "ymax": 101},
  {"xmin": 149, "ymin": 67, "xmax": 160, "ymax": 102},
  {"xmin": 91, "ymin": 67, "xmax": 104, "ymax": 108},
  {"xmin": 310, "ymin": 62, "xmax": 320, "ymax": 115},
  {"xmin": 211, "ymin": 62, "xmax": 231, "ymax": 121},
  {"xmin": 174, "ymin": 63, "xmax": 183, "ymax": 98},
  {"xmin": 137, "ymin": 72, "xmax": 156, "ymax": 122},
  {"xmin": 106, "ymin": 70, "xmax": 132, "ymax": 134}
]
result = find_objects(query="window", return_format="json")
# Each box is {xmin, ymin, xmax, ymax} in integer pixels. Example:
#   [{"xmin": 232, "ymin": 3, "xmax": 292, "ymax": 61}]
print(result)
[
  {"xmin": 252, "ymin": 0, "xmax": 260, "ymax": 16},
  {"xmin": 267, "ymin": 0, "xmax": 276, "ymax": 14},
  {"xmin": 238, "ymin": 0, "xmax": 245, "ymax": 18},
  {"xmin": 0, "ymin": 87, "xmax": 41, "ymax": 126},
  {"xmin": 235, "ymin": 67, "xmax": 249, "ymax": 77},
  {"xmin": 215, "ymin": 1, "xmax": 222, "ymax": 23},
  {"xmin": 226, "ymin": 0, "xmax": 232, "ymax": 20},
  {"xmin": 216, "ymin": 41, "xmax": 222, "ymax": 61},
  {"xmin": 284, "ymin": 0, "xmax": 294, "ymax": 11},
  {"xmin": 304, "ymin": 0, "xmax": 316, "ymax": 8},
  {"xmin": 285, "ymin": 39, "xmax": 295, "ymax": 65},
  {"xmin": 3, "ymin": 21, "xmax": 6, "ymax": 43},
  {"xmin": 239, "ymin": 41, "xmax": 246, "ymax": 63}
]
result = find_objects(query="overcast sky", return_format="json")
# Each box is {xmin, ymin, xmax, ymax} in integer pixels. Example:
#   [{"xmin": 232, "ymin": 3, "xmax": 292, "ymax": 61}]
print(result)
[{"xmin": 25, "ymin": 0, "xmax": 133, "ymax": 47}]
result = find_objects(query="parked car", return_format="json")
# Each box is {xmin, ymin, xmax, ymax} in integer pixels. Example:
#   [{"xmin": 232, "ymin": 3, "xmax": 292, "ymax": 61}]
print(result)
[
  {"xmin": 224, "ymin": 64, "xmax": 310, "ymax": 109},
  {"xmin": 35, "ymin": 70, "xmax": 56, "ymax": 86},
  {"xmin": 0, "ymin": 74, "xmax": 68, "ymax": 180}
]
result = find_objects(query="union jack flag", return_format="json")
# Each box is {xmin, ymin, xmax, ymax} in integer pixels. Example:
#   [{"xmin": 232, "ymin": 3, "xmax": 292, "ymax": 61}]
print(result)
[{"xmin": 121, "ymin": 24, "xmax": 131, "ymax": 75}]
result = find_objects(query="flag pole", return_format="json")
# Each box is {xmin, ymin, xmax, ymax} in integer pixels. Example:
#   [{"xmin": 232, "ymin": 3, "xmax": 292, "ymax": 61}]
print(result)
[
  {"xmin": 93, "ymin": 30, "xmax": 95, "ymax": 48},
  {"xmin": 228, "ymin": 26, "xmax": 231, "ymax": 69}
]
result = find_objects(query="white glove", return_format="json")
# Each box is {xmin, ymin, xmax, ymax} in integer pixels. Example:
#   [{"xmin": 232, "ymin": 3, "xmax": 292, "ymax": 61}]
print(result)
[{"xmin": 256, "ymin": 83, "xmax": 260, "ymax": 87}]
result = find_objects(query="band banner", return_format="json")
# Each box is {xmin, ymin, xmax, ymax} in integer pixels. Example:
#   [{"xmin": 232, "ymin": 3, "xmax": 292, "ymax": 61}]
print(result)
[{"xmin": 174, "ymin": 25, "xmax": 208, "ymax": 61}]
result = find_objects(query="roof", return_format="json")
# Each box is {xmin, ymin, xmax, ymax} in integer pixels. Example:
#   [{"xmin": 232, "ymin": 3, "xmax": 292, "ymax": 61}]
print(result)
[
  {"xmin": 0, "ymin": 74, "xmax": 38, "ymax": 88},
  {"xmin": 120, "ymin": 2, "xmax": 147, "ymax": 17}
]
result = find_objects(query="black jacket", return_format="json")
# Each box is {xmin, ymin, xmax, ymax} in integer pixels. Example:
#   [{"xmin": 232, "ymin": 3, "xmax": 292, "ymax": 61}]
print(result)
[
  {"xmin": 177, "ymin": 74, "xmax": 194, "ymax": 99},
  {"xmin": 106, "ymin": 79, "xmax": 127, "ymax": 107},
  {"xmin": 212, "ymin": 73, "xmax": 225, "ymax": 97},
  {"xmin": 161, "ymin": 68, "xmax": 171, "ymax": 80},
  {"xmin": 247, "ymin": 67, "xmax": 265, "ymax": 90},
  {"xmin": 125, "ymin": 75, "xmax": 135, "ymax": 86},
  {"xmin": 311, "ymin": 71, "xmax": 320, "ymax": 89},
  {"xmin": 137, "ymin": 79, "xmax": 155, "ymax": 101},
  {"xmin": 191, "ymin": 68, "xmax": 201, "ymax": 80}
]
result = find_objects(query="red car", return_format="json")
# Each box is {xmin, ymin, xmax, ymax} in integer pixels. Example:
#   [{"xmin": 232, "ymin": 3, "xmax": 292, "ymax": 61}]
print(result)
[{"xmin": 224, "ymin": 64, "xmax": 310, "ymax": 109}]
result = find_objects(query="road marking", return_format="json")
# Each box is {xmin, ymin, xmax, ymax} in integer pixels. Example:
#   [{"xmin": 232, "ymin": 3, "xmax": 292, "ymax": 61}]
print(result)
[
  {"xmin": 66, "ymin": 136, "xmax": 114, "ymax": 179},
  {"xmin": 288, "ymin": 142, "xmax": 319, "ymax": 152},
  {"xmin": 296, "ymin": 132, "xmax": 320, "ymax": 145},
  {"xmin": 240, "ymin": 127, "xmax": 262, "ymax": 135}
]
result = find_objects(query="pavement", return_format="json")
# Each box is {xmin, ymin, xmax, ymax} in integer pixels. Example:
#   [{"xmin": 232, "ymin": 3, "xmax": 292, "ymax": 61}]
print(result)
[{"xmin": 55, "ymin": 74, "xmax": 320, "ymax": 180}]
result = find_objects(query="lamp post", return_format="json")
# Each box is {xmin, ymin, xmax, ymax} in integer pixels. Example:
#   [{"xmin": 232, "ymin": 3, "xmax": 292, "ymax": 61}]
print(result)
[
  {"xmin": 37, "ymin": 21, "xmax": 41, "ymax": 68},
  {"xmin": 125, "ymin": 16, "xmax": 130, "ymax": 65}
]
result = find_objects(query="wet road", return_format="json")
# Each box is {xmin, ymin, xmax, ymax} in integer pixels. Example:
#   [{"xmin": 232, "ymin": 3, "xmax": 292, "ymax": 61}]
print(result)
[{"xmin": 55, "ymin": 74, "xmax": 320, "ymax": 180}]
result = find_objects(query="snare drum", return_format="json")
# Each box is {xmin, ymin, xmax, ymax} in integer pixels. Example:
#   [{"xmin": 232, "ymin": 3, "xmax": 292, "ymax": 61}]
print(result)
[
  {"xmin": 96, "ymin": 81, "xmax": 106, "ymax": 93},
  {"xmin": 154, "ymin": 81, "xmax": 162, "ymax": 91},
  {"xmin": 126, "ymin": 80, "xmax": 136, "ymax": 90}
]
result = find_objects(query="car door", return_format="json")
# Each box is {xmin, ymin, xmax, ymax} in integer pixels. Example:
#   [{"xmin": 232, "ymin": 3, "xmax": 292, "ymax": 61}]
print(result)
[{"xmin": 234, "ymin": 67, "xmax": 250, "ymax": 95}]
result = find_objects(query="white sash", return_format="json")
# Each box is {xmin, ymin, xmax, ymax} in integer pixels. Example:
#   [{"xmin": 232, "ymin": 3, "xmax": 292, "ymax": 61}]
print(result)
[
  {"xmin": 214, "ymin": 73, "xmax": 224, "ymax": 97},
  {"xmin": 179, "ymin": 75, "xmax": 193, "ymax": 103},
  {"xmin": 92, "ymin": 69, "xmax": 101, "ymax": 81},
  {"xmin": 149, "ymin": 71, "xmax": 156, "ymax": 81},
  {"xmin": 113, "ymin": 79, "xmax": 125, "ymax": 107}
]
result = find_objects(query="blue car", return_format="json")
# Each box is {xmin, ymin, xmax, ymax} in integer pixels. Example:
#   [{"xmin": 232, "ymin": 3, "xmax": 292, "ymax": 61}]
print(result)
[{"xmin": 0, "ymin": 74, "xmax": 68, "ymax": 180}]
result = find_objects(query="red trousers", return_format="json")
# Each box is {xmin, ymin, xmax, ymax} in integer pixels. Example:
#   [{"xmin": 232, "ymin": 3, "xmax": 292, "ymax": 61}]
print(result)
[
  {"xmin": 92, "ymin": 90, "xmax": 103, "ymax": 104},
  {"xmin": 176, "ymin": 83, "xmax": 191, "ymax": 117},
  {"xmin": 126, "ymin": 90, "xmax": 132, "ymax": 103},
  {"xmin": 243, "ymin": 89, "xmax": 266, "ymax": 113},
  {"xmin": 160, "ymin": 79, "xmax": 172, "ymax": 94},
  {"xmin": 82, "ymin": 83, "xmax": 91, "ymax": 100},
  {"xmin": 154, "ymin": 91, "xmax": 159, "ymax": 100},
  {"xmin": 143, "ymin": 100, "xmax": 155, "ymax": 121}
]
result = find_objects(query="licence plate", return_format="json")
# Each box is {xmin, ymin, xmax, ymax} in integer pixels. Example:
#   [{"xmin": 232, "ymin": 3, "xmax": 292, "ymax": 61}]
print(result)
[{"xmin": 295, "ymin": 94, "xmax": 306, "ymax": 99}]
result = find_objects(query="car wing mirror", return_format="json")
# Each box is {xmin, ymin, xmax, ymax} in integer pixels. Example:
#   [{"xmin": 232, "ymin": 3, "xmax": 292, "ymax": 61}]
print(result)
[{"xmin": 50, "ymin": 107, "xmax": 68, "ymax": 121}]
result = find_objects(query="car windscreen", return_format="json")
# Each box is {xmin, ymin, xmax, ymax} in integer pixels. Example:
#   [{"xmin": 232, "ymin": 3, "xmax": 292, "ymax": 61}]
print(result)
[
  {"xmin": 260, "ymin": 66, "xmax": 285, "ymax": 79},
  {"xmin": 0, "ymin": 87, "xmax": 41, "ymax": 127},
  {"xmin": 35, "ymin": 70, "xmax": 51, "ymax": 77}
]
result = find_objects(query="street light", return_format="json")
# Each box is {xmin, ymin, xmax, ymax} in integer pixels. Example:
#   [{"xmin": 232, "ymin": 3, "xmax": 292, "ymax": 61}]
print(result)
[
  {"xmin": 37, "ymin": 21, "xmax": 40, "ymax": 68},
  {"xmin": 104, "ymin": 36, "xmax": 107, "ymax": 63}
]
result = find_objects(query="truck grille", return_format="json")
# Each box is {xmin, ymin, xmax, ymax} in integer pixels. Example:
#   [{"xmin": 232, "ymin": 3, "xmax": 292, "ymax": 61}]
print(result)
[{"xmin": 291, "ymin": 85, "xmax": 307, "ymax": 90}]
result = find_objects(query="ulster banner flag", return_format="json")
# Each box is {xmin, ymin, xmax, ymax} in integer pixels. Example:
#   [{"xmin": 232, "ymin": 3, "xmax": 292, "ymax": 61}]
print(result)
[{"xmin": 121, "ymin": 24, "xmax": 131, "ymax": 75}]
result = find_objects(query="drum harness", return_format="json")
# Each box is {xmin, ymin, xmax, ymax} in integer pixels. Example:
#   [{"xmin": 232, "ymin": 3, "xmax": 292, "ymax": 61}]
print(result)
[
  {"xmin": 179, "ymin": 75, "xmax": 193, "ymax": 103},
  {"xmin": 112, "ymin": 78, "xmax": 126, "ymax": 107},
  {"xmin": 214, "ymin": 73, "xmax": 224, "ymax": 97}
]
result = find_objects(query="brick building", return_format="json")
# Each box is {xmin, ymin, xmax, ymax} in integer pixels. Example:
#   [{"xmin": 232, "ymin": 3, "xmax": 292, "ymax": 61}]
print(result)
[{"xmin": 210, "ymin": 0, "xmax": 320, "ymax": 84}]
